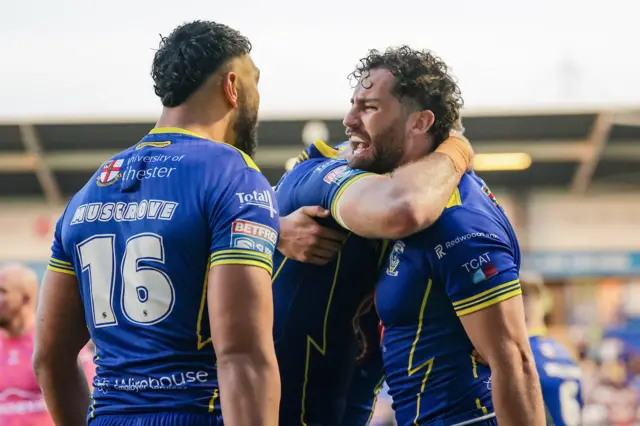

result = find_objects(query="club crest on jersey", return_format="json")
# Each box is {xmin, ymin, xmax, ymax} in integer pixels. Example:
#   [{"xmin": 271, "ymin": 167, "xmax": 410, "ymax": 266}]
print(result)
[
  {"xmin": 96, "ymin": 159, "xmax": 124, "ymax": 187},
  {"xmin": 386, "ymin": 241, "xmax": 405, "ymax": 277},
  {"xmin": 230, "ymin": 219, "xmax": 277, "ymax": 256}
]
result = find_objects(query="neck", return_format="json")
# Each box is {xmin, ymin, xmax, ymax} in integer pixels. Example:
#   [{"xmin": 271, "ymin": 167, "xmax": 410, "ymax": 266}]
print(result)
[
  {"xmin": 155, "ymin": 104, "xmax": 231, "ymax": 143},
  {"xmin": 3, "ymin": 310, "xmax": 34, "ymax": 338},
  {"xmin": 399, "ymin": 134, "xmax": 434, "ymax": 166}
]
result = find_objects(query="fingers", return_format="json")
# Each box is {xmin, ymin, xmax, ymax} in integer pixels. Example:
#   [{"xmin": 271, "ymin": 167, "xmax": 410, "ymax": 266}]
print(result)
[
  {"xmin": 315, "ymin": 226, "xmax": 347, "ymax": 243},
  {"xmin": 298, "ymin": 205, "xmax": 330, "ymax": 218}
]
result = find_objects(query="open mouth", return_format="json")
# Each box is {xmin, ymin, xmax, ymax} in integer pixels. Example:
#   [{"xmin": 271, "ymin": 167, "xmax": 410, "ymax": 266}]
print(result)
[{"xmin": 350, "ymin": 137, "xmax": 372, "ymax": 156}]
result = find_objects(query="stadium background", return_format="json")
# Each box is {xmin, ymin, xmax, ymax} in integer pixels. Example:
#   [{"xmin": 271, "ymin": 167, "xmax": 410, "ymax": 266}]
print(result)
[{"xmin": 2, "ymin": 0, "xmax": 640, "ymax": 424}]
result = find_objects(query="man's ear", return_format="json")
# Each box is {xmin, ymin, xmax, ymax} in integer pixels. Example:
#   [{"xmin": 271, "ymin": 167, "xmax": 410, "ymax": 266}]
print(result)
[
  {"xmin": 221, "ymin": 71, "xmax": 239, "ymax": 108},
  {"xmin": 411, "ymin": 109, "xmax": 435, "ymax": 135}
]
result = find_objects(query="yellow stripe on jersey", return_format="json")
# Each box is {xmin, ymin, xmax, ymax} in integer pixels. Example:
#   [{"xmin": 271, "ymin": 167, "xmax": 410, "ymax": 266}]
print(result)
[
  {"xmin": 445, "ymin": 188, "xmax": 462, "ymax": 209},
  {"xmin": 210, "ymin": 249, "xmax": 273, "ymax": 275},
  {"xmin": 149, "ymin": 127, "xmax": 260, "ymax": 172},
  {"xmin": 47, "ymin": 258, "xmax": 76, "ymax": 276},
  {"xmin": 329, "ymin": 172, "xmax": 376, "ymax": 226},
  {"xmin": 453, "ymin": 279, "xmax": 521, "ymax": 316},
  {"xmin": 312, "ymin": 139, "xmax": 339, "ymax": 158}
]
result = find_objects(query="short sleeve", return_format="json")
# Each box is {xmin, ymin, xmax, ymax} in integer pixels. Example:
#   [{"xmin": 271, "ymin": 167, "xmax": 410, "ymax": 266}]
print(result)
[
  {"xmin": 293, "ymin": 159, "xmax": 375, "ymax": 229},
  {"xmin": 47, "ymin": 212, "xmax": 76, "ymax": 276},
  {"xmin": 430, "ymin": 207, "xmax": 521, "ymax": 317},
  {"xmin": 208, "ymin": 168, "xmax": 280, "ymax": 275}
]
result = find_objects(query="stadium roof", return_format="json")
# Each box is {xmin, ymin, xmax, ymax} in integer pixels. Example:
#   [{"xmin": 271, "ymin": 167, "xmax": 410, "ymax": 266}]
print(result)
[{"xmin": 0, "ymin": 109, "xmax": 639, "ymax": 203}]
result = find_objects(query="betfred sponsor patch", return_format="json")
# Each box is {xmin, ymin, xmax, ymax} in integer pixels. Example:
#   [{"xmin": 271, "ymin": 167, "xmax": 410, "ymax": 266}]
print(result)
[
  {"xmin": 230, "ymin": 220, "xmax": 277, "ymax": 255},
  {"xmin": 323, "ymin": 165, "xmax": 349, "ymax": 184}
]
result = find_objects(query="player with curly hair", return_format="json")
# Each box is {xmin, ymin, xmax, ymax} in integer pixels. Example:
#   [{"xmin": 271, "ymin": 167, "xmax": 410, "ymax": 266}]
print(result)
[
  {"xmin": 346, "ymin": 46, "xmax": 545, "ymax": 426},
  {"xmin": 279, "ymin": 46, "xmax": 545, "ymax": 425},
  {"xmin": 33, "ymin": 20, "xmax": 280, "ymax": 426},
  {"xmin": 272, "ymin": 45, "xmax": 474, "ymax": 426}
]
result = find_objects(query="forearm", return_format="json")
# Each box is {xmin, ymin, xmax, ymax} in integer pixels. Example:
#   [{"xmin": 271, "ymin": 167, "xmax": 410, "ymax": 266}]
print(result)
[
  {"xmin": 489, "ymin": 344, "xmax": 545, "ymax": 426},
  {"xmin": 344, "ymin": 152, "xmax": 459, "ymax": 239},
  {"xmin": 34, "ymin": 356, "xmax": 91, "ymax": 426},
  {"xmin": 217, "ymin": 352, "xmax": 281, "ymax": 425},
  {"xmin": 389, "ymin": 152, "xmax": 460, "ymax": 230}
]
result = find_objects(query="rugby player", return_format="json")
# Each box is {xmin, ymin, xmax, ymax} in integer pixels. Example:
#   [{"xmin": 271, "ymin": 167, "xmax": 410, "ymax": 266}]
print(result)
[
  {"xmin": 347, "ymin": 47, "xmax": 545, "ymax": 425},
  {"xmin": 32, "ymin": 21, "xmax": 280, "ymax": 426},
  {"xmin": 273, "ymin": 124, "xmax": 472, "ymax": 426},
  {"xmin": 520, "ymin": 271, "xmax": 583, "ymax": 426}
]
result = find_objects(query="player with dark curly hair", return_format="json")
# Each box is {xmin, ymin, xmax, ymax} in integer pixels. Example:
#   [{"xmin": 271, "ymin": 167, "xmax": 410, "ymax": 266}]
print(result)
[
  {"xmin": 34, "ymin": 20, "xmax": 280, "ymax": 426},
  {"xmin": 279, "ymin": 45, "xmax": 544, "ymax": 425},
  {"xmin": 342, "ymin": 46, "xmax": 544, "ymax": 425},
  {"xmin": 345, "ymin": 45, "xmax": 464, "ymax": 174}
]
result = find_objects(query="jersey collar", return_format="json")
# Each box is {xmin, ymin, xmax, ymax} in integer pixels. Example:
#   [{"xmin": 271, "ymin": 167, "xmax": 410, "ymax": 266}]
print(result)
[
  {"xmin": 528, "ymin": 326, "xmax": 548, "ymax": 337},
  {"xmin": 148, "ymin": 127, "xmax": 206, "ymax": 139},
  {"xmin": 296, "ymin": 140, "xmax": 342, "ymax": 164}
]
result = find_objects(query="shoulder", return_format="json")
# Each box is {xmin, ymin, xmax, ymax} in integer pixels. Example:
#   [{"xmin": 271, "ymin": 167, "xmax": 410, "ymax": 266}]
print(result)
[{"xmin": 190, "ymin": 140, "xmax": 261, "ymax": 173}]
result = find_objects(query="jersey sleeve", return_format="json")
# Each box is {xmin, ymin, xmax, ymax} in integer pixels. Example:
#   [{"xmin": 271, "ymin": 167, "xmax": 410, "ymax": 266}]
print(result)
[
  {"xmin": 47, "ymin": 211, "xmax": 76, "ymax": 276},
  {"xmin": 430, "ymin": 207, "xmax": 521, "ymax": 317},
  {"xmin": 293, "ymin": 159, "xmax": 375, "ymax": 230},
  {"xmin": 208, "ymin": 167, "xmax": 280, "ymax": 275}
]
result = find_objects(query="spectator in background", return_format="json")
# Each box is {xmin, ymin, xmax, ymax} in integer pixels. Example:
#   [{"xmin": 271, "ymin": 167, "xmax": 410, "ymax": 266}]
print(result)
[{"xmin": 0, "ymin": 263, "xmax": 94, "ymax": 426}]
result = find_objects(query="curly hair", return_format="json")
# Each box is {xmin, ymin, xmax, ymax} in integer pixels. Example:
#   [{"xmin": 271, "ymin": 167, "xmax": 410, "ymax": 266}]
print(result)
[
  {"xmin": 349, "ymin": 46, "xmax": 463, "ymax": 145},
  {"xmin": 151, "ymin": 21, "xmax": 252, "ymax": 107}
]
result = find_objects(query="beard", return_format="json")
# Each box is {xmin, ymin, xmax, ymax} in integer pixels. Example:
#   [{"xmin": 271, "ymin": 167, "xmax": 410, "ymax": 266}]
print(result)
[
  {"xmin": 233, "ymin": 95, "xmax": 259, "ymax": 158},
  {"xmin": 348, "ymin": 122, "xmax": 405, "ymax": 174}
]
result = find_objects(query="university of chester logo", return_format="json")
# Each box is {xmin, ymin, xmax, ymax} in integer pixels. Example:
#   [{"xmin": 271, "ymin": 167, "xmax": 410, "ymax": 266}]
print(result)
[
  {"xmin": 96, "ymin": 159, "xmax": 123, "ymax": 187},
  {"xmin": 385, "ymin": 241, "xmax": 405, "ymax": 277}
]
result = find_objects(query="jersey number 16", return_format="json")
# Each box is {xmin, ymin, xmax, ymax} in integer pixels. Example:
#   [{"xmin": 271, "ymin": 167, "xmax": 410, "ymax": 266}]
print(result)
[{"xmin": 76, "ymin": 232, "xmax": 176, "ymax": 327}]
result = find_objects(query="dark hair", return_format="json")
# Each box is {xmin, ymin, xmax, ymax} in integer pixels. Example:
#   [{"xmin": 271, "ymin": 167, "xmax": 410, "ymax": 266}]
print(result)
[
  {"xmin": 349, "ymin": 46, "xmax": 463, "ymax": 145},
  {"xmin": 152, "ymin": 21, "xmax": 252, "ymax": 107}
]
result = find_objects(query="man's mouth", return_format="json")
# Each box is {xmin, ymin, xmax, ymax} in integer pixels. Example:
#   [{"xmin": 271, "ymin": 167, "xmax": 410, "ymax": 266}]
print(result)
[{"xmin": 350, "ymin": 137, "xmax": 372, "ymax": 156}]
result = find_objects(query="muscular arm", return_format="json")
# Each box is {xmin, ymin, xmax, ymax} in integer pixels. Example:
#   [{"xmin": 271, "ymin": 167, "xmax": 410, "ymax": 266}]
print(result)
[
  {"xmin": 33, "ymin": 270, "xmax": 91, "ymax": 426},
  {"xmin": 337, "ymin": 137, "xmax": 472, "ymax": 239},
  {"xmin": 208, "ymin": 264, "xmax": 280, "ymax": 425},
  {"xmin": 459, "ymin": 296, "xmax": 545, "ymax": 426}
]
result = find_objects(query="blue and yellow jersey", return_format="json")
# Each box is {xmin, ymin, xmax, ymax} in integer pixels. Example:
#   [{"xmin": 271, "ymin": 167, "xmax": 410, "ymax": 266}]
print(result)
[
  {"xmin": 48, "ymin": 128, "xmax": 279, "ymax": 420},
  {"xmin": 376, "ymin": 172, "xmax": 521, "ymax": 426},
  {"xmin": 272, "ymin": 140, "xmax": 382, "ymax": 426},
  {"xmin": 529, "ymin": 330, "xmax": 583, "ymax": 426}
]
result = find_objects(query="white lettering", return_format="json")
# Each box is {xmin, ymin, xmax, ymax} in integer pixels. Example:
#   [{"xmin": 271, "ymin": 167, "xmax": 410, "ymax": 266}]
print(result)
[
  {"xmin": 123, "ymin": 203, "xmax": 138, "ymax": 221},
  {"xmin": 93, "ymin": 370, "xmax": 209, "ymax": 393},
  {"xmin": 86, "ymin": 203, "xmax": 101, "ymax": 222},
  {"xmin": 71, "ymin": 200, "xmax": 178, "ymax": 225},
  {"xmin": 99, "ymin": 203, "xmax": 115, "ymax": 222},
  {"xmin": 147, "ymin": 201, "xmax": 163, "ymax": 219},
  {"xmin": 159, "ymin": 202, "xmax": 177, "ymax": 220},
  {"xmin": 114, "ymin": 202, "xmax": 126, "ymax": 222},
  {"xmin": 462, "ymin": 252, "xmax": 491, "ymax": 272},
  {"xmin": 137, "ymin": 200, "xmax": 148, "ymax": 219},
  {"xmin": 71, "ymin": 205, "xmax": 87, "ymax": 225}
]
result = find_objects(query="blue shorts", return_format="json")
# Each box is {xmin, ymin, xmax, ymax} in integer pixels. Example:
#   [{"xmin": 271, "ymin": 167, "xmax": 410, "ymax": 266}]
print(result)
[{"xmin": 88, "ymin": 412, "xmax": 223, "ymax": 426}]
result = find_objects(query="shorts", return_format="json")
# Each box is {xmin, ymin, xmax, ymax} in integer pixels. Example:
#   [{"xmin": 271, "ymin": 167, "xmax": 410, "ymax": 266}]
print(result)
[{"xmin": 88, "ymin": 412, "xmax": 223, "ymax": 426}]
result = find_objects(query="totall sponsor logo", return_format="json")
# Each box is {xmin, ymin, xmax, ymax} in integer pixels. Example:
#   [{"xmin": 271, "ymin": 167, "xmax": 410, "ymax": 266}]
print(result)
[{"xmin": 235, "ymin": 190, "xmax": 277, "ymax": 218}]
